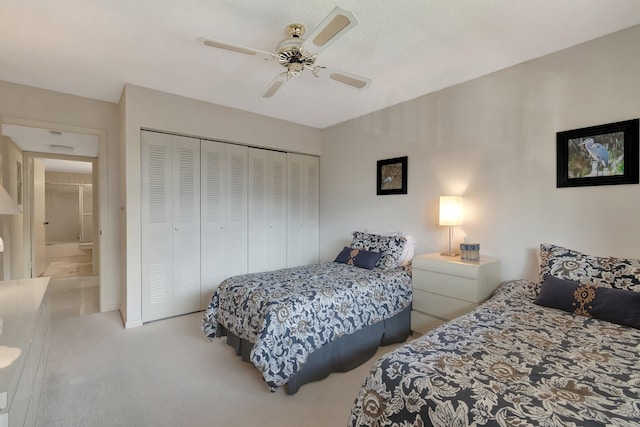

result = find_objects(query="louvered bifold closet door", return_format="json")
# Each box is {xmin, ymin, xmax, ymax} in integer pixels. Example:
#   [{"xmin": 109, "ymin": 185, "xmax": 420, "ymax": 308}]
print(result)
[
  {"xmin": 141, "ymin": 131, "xmax": 174, "ymax": 322},
  {"xmin": 286, "ymin": 153, "xmax": 319, "ymax": 267},
  {"xmin": 200, "ymin": 141, "xmax": 248, "ymax": 308},
  {"xmin": 142, "ymin": 131, "xmax": 201, "ymax": 322},
  {"xmin": 302, "ymin": 155, "xmax": 320, "ymax": 265},
  {"xmin": 248, "ymin": 148, "xmax": 287, "ymax": 273},
  {"xmin": 171, "ymin": 136, "xmax": 201, "ymax": 316},
  {"xmin": 200, "ymin": 140, "xmax": 227, "ymax": 309},
  {"xmin": 225, "ymin": 144, "xmax": 249, "ymax": 278}
]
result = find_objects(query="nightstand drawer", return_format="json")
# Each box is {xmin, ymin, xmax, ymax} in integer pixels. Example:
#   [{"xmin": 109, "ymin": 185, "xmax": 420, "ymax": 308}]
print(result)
[
  {"xmin": 413, "ymin": 269, "xmax": 480, "ymax": 301},
  {"xmin": 411, "ymin": 310, "xmax": 445, "ymax": 335},
  {"xmin": 413, "ymin": 289, "xmax": 476, "ymax": 321}
]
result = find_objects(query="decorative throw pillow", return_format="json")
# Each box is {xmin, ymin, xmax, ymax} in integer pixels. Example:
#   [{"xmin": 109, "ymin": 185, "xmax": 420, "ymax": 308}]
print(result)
[
  {"xmin": 534, "ymin": 275, "xmax": 640, "ymax": 329},
  {"xmin": 539, "ymin": 243, "xmax": 640, "ymax": 292},
  {"xmin": 334, "ymin": 247, "xmax": 382, "ymax": 270},
  {"xmin": 350, "ymin": 231, "xmax": 406, "ymax": 269},
  {"xmin": 363, "ymin": 230, "xmax": 417, "ymax": 266}
]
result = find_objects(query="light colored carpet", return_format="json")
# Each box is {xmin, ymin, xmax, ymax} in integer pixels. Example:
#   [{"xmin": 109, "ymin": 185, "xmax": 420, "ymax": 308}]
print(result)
[{"xmin": 37, "ymin": 304, "xmax": 408, "ymax": 426}]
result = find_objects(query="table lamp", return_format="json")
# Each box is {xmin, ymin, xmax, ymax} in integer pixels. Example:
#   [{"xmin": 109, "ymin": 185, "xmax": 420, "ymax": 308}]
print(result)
[{"xmin": 439, "ymin": 196, "xmax": 462, "ymax": 256}]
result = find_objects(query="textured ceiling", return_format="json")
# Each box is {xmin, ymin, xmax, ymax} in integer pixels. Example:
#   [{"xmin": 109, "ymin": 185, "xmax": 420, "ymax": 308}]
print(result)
[{"xmin": 1, "ymin": 0, "xmax": 640, "ymax": 129}]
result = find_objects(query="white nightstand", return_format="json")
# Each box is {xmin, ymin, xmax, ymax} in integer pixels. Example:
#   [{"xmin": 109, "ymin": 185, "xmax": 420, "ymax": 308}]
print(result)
[{"xmin": 411, "ymin": 252, "xmax": 500, "ymax": 335}]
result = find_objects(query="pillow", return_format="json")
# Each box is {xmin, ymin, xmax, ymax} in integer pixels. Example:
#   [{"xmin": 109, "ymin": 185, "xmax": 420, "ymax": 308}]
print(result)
[
  {"xmin": 534, "ymin": 275, "xmax": 640, "ymax": 329},
  {"xmin": 334, "ymin": 247, "xmax": 382, "ymax": 270},
  {"xmin": 364, "ymin": 229, "xmax": 416, "ymax": 266},
  {"xmin": 399, "ymin": 235, "xmax": 416, "ymax": 266},
  {"xmin": 350, "ymin": 231, "xmax": 407, "ymax": 269},
  {"xmin": 539, "ymin": 243, "xmax": 640, "ymax": 292}
]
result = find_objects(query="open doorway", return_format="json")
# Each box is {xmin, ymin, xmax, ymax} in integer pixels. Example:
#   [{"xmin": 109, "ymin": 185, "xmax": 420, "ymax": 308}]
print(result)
[
  {"xmin": 40, "ymin": 159, "xmax": 95, "ymax": 279},
  {"xmin": 2, "ymin": 122, "xmax": 102, "ymax": 318}
]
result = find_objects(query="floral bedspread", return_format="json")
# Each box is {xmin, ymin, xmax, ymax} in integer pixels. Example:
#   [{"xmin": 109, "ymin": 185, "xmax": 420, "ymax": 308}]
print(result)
[
  {"xmin": 348, "ymin": 279, "xmax": 640, "ymax": 426},
  {"xmin": 201, "ymin": 262, "xmax": 412, "ymax": 391}
]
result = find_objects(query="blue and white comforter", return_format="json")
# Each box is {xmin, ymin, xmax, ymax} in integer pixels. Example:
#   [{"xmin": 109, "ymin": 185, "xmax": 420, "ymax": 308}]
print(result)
[
  {"xmin": 201, "ymin": 262, "xmax": 412, "ymax": 391},
  {"xmin": 348, "ymin": 279, "xmax": 640, "ymax": 426}
]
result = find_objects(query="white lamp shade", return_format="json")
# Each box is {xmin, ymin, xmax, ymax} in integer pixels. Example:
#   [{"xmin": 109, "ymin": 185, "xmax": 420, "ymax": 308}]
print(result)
[
  {"xmin": 439, "ymin": 196, "xmax": 462, "ymax": 226},
  {"xmin": 0, "ymin": 185, "xmax": 21, "ymax": 215}
]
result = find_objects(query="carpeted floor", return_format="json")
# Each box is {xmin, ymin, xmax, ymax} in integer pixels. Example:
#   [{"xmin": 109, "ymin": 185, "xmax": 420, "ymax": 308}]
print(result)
[{"xmin": 37, "ymin": 284, "xmax": 409, "ymax": 427}]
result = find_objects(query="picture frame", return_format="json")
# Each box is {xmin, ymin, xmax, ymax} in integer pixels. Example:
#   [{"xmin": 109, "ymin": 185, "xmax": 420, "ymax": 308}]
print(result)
[
  {"xmin": 556, "ymin": 119, "xmax": 639, "ymax": 188},
  {"xmin": 377, "ymin": 156, "xmax": 408, "ymax": 195}
]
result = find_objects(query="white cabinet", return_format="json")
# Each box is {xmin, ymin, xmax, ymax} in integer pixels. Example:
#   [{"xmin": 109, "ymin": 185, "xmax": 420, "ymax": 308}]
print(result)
[
  {"xmin": 141, "ymin": 132, "xmax": 201, "ymax": 322},
  {"xmin": 0, "ymin": 277, "xmax": 50, "ymax": 427},
  {"xmin": 411, "ymin": 253, "xmax": 500, "ymax": 335},
  {"xmin": 286, "ymin": 153, "xmax": 319, "ymax": 267},
  {"xmin": 248, "ymin": 148, "xmax": 287, "ymax": 274},
  {"xmin": 200, "ymin": 141, "xmax": 248, "ymax": 308}
]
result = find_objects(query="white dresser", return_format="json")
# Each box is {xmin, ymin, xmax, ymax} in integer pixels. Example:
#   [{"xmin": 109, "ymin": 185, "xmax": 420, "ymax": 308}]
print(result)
[
  {"xmin": 411, "ymin": 253, "xmax": 499, "ymax": 334},
  {"xmin": 0, "ymin": 277, "xmax": 51, "ymax": 427}
]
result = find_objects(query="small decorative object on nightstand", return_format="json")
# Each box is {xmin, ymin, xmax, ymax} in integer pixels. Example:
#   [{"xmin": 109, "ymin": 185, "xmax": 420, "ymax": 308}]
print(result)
[{"xmin": 411, "ymin": 252, "xmax": 500, "ymax": 335}]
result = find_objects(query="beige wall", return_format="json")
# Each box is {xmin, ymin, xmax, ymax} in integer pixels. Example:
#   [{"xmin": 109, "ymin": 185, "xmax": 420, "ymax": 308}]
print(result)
[
  {"xmin": 0, "ymin": 81, "xmax": 120, "ymax": 311},
  {"xmin": 320, "ymin": 25, "xmax": 640, "ymax": 281},
  {"xmin": 120, "ymin": 85, "xmax": 322, "ymax": 327},
  {"xmin": 44, "ymin": 173, "xmax": 93, "ymax": 245}
]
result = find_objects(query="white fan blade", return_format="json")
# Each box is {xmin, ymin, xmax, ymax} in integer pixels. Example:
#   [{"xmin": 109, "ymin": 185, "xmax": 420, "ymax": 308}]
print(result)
[
  {"xmin": 262, "ymin": 74, "xmax": 288, "ymax": 98},
  {"xmin": 315, "ymin": 67, "xmax": 371, "ymax": 90},
  {"xmin": 301, "ymin": 7, "xmax": 358, "ymax": 54},
  {"xmin": 197, "ymin": 37, "xmax": 274, "ymax": 60}
]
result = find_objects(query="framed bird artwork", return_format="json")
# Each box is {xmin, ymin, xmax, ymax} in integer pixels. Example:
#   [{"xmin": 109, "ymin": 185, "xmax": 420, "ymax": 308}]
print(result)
[
  {"xmin": 377, "ymin": 156, "xmax": 408, "ymax": 195},
  {"xmin": 557, "ymin": 119, "xmax": 639, "ymax": 188}
]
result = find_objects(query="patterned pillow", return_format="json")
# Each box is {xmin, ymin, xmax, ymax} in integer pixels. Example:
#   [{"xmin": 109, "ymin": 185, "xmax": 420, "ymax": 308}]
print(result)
[
  {"xmin": 539, "ymin": 243, "xmax": 640, "ymax": 292},
  {"xmin": 334, "ymin": 247, "xmax": 382, "ymax": 270},
  {"xmin": 350, "ymin": 231, "xmax": 406, "ymax": 269},
  {"xmin": 535, "ymin": 275, "xmax": 640, "ymax": 329}
]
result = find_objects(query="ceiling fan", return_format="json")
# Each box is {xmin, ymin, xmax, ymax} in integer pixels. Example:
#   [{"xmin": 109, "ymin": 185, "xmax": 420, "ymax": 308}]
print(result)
[{"xmin": 197, "ymin": 7, "xmax": 371, "ymax": 98}]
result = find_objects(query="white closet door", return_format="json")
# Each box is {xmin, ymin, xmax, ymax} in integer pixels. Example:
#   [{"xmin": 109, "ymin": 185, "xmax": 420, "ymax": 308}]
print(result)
[
  {"xmin": 200, "ymin": 140, "xmax": 227, "ymax": 308},
  {"xmin": 302, "ymin": 155, "xmax": 319, "ymax": 265},
  {"xmin": 171, "ymin": 136, "xmax": 201, "ymax": 315},
  {"xmin": 248, "ymin": 148, "xmax": 269, "ymax": 273},
  {"xmin": 248, "ymin": 149, "xmax": 287, "ymax": 273},
  {"xmin": 141, "ymin": 131, "xmax": 174, "ymax": 321},
  {"xmin": 225, "ymin": 144, "xmax": 248, "ymax": 278},
  {"xmin": 287, "ymin": 153, "xmax": 319, "ymax": 267},
  {"xmin": 268, "ymin": 151, "xmax": 288, "ymax": 270}
]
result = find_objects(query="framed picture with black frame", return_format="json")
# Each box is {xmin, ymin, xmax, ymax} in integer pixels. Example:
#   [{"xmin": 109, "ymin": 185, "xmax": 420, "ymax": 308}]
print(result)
[
  {"xmin": 377, "ymin": 156, "xmax": 408, "ymax": 195},
  {"xmin": 556, "ymin": 119, "xmax": 639, "ymax": 188}
]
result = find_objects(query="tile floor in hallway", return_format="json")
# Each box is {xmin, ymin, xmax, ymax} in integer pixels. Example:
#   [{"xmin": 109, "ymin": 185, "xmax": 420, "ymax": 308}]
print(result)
[{"xmin": 43, "ymin": 254, "xmax": 99, "ymax": 319}]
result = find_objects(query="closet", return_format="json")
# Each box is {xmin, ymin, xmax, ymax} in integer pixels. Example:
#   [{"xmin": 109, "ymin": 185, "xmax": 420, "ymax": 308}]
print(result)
[
  {"xmin": 141, "ymin": 132, "xmax": 201, "ymax": 322},
  {"xmin": 141, "ymin": 130, "xmax": 319, "ymax": 322}
]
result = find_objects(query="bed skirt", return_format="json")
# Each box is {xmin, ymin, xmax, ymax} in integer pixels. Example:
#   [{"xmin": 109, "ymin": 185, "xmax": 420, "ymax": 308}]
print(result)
[{"xmin": 216, "ymin": 305, "xmax": 412, "ymax": 394}]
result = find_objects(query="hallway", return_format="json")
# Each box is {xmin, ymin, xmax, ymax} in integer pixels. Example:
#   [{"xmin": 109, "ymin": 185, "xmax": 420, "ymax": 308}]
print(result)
[{"xmin": 43, "ymin": 249, "xmax": 99, "ymax": 319}]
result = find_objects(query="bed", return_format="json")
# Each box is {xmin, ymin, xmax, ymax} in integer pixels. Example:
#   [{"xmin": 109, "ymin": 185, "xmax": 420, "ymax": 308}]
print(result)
[
  {"xmin": 348, "ymin": 243, "xmax": 640, "ymax": 426},
  {"xmin": 201, "ymin": 231, "xmax": 416, "ymax": 394}
]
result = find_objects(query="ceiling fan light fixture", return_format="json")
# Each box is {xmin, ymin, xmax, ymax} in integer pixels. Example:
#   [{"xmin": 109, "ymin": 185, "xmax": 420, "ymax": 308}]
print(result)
[{"xmin": 198, "ymin": 7, "xmax": 370, "ymax": 96}]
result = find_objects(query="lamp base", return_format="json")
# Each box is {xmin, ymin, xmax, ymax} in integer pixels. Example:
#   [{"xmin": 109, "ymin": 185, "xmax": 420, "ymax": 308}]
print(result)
[{"xmin": 440, "ymin": 252, "xmax": 459, "ymax": 257}]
